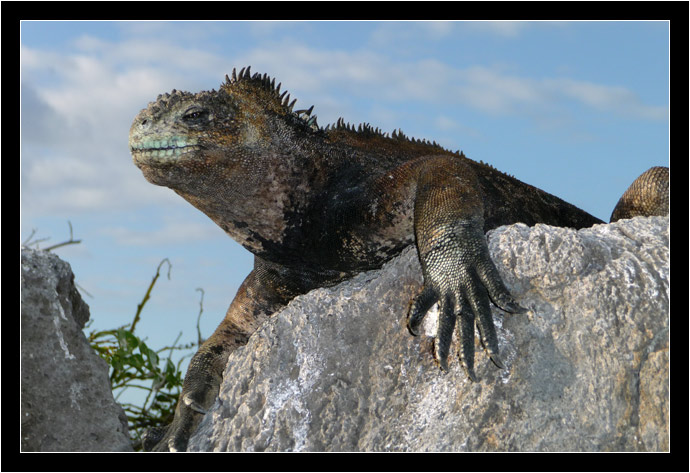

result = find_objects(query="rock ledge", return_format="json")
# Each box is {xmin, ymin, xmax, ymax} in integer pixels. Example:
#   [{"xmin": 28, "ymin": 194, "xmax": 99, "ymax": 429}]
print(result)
[{"xmin": 189, "ymin": 217, "xmax": 669, "ymax": 452}]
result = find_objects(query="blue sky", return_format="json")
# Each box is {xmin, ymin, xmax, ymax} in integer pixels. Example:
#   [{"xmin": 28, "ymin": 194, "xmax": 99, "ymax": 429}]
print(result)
[{"xmin": 20, "ymin": 21, "xmax": 669, "ymax": 384}]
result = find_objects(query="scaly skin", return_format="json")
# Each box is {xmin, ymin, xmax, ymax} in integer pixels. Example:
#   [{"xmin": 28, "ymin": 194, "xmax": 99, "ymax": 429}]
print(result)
[
  {"xmin": 610, "ymin": 166, "xmax": 669, "ymax": 222},
  {"xmin": 129, "ymin": 67, "xmax": 666, "ymax": 451}
]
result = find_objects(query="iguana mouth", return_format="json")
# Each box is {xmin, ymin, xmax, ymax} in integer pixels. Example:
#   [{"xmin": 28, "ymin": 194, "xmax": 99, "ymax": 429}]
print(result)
[{"xmin": 130, "ymin": 137, "xmax": 201, "ymax": 161}]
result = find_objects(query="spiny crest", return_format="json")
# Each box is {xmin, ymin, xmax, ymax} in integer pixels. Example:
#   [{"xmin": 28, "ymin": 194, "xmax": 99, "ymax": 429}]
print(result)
[
  {"xmin": 222, "ymin": 66, "xmax": 319, "ymax": 130},
  {"xmin": 324, "ymin": 118, "xmax": 450, "ymax": 153},
  {"xmin": 475, "ymin": 159, "xmax": 514, "ymax": 178},
  {"xmin": 323, "ymin": 118, "xmax": 386, "ymax": 137},
  {"xmin": 149, "ymin": 88, "xmax": 194, "ymax": 116},
  {"xmin": 221, "ymin": 67, "xmax": 464, "ymax": 155}
]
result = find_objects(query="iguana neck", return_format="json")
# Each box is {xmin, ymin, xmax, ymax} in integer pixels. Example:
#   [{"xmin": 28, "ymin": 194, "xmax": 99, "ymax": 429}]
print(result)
[{"xmin": 174, "ymin": 129, "xmax": 349, "ymax": 259}]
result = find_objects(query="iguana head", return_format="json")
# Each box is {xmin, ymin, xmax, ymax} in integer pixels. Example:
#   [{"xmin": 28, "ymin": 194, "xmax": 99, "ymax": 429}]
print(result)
[
  {"xmin": 129, "ymin": 66, "xmax": 317, "ymax": 193},
  {"xmin": 129, "ymin": 67, "xmax": 324, "ymax": 254}
]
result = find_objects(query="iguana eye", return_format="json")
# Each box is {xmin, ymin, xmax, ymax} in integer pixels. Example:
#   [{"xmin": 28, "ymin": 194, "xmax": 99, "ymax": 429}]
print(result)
[{"xmin": 182, "ymin": 108, "xmax": 209, "ymax": 124}]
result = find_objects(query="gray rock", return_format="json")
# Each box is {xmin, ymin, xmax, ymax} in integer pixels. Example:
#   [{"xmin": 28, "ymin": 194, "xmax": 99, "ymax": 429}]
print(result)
[
  {"xmin": 21, "ymin": 248, "xmax": 133, "ymax": 452},
  {"xmin": 188, "ymin": 216, "xmax": 669, "ymax": 452}
]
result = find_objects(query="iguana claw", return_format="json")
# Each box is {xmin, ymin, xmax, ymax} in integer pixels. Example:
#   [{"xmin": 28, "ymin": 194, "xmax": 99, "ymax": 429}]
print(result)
[
  {"xmin": 407, "ymin": 216, "xmax": 521, "ymax": 381},
  {"xmin": 184, "ymin": 394, "xmax": 208, "ymax": 415}
]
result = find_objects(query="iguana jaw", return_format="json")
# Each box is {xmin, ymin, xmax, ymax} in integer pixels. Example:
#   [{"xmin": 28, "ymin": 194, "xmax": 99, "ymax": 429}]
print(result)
[
  {"xmin": 129, "ymin": 127, "xmax": 210, "ymax": 188},
  {"xmin": 130, "ymin": 137, "xmax": 202, "ymax": 164}
]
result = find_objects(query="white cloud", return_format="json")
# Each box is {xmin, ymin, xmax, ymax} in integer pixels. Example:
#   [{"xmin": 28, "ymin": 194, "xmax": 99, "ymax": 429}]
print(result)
[
  {"xmin": 463, "ymin": 21, "xmax": 530, "ymax": 38},
  {"xmin": 454, "ymin": 65, "xmax": 543, "ymax": 115},
  {"xmin": 20, "ymin": 148, "xmax": 179, "ymax": 216},
  {"xmin": 25, "ymin": 155, "xmax": 101, "ymax": 186},
  {"xmin": 434, "ymin": 115, "xmax": 484, "ymax": 140},
  {"xmin": 545, "ymin": 78, "xmax": 669, "ymax": 120},
  {"xmin": 369, "ymin": 21, "xmax": 454, "ymax": 47},
  {"xmin": 104, "ymin": 219, "xmax": 221, "ymax": 246},
  {"xmin": 425, "ymin": 21, "xmax": 455, "ymax": 38},
  {"xmin": 23, "ymin": 37, "xmax": 226, "ymax": 130},
  {"xmin": 20, "ymin": 35, "xmax": 232, "ymax": 218}
]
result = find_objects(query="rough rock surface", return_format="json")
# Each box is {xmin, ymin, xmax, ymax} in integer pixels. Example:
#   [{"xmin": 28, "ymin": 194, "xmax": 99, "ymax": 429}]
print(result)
[
  {"xmin": 188, "ymin": 216, "xmax": 669, "ymax": 452},
  {"xmin": 21, "ymin": 248, "xmax": 133, "ymax": 452}
]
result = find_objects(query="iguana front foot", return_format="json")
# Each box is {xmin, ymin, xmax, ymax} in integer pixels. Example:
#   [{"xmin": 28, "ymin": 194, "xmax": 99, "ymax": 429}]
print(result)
[
  {"xmin": 143, "ymin": 348, "xmax": 225, "ymax": 451},
  {"xmin": 407, "ymin": 216, "xmax": 525, "ymax": 381},
  {"xmin": 142, "ymin": 400, "xmax": 204, "ymax": 452}
]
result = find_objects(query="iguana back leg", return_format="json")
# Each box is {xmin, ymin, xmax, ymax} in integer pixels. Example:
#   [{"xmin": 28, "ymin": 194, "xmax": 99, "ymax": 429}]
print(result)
[
  {"xmin": 610, "ymin": 166, "xmax": 669, "ymax": 222},
  {"xmin": 143, "ymin": 257, "xmax": 333, "ymax": 451}
]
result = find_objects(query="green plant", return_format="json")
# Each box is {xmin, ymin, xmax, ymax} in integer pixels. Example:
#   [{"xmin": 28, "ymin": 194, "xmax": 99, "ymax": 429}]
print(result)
[{"xmin": 87, "ymin": 259, "xmax": 203, "ymax": 450}]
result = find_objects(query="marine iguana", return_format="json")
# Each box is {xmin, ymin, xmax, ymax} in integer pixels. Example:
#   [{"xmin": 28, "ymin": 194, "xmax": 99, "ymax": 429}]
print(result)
[{"xmin": 129, "ymin": 66, "xmax": 669, "ymax": 451}]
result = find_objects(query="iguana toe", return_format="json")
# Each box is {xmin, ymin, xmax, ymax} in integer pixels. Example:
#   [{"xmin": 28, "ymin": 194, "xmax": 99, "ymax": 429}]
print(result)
[
  {"xmin": 407, "ymin": 284, "xmax": 437, "ymax": 337},
  {"xmin": 433, "ymin": 294, "xmax": 457, "ymax": 371}
]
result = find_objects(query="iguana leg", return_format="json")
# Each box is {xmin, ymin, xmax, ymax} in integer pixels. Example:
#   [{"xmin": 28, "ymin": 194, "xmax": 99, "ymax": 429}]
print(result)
[
  {"xmin": 610, "ymin": 166, "xmax": 669, "ymax": 222},
  {"xmin": 406, "ymin": 156, "xmax": 525, "ymax": 381},
  {"xmin": 143, "ymin": 257, "xmax": 302, "ymax": 452}
]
